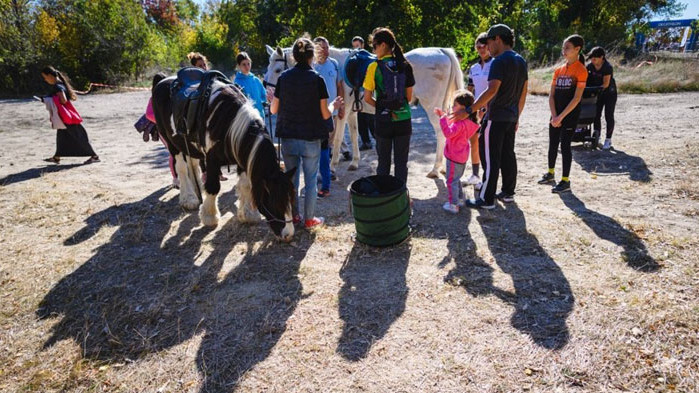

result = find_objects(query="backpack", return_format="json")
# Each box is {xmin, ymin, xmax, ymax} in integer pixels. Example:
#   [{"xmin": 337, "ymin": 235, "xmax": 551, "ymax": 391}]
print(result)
[{"xmin": 377, "ymin": 59, "xmax": 406, "ymax": 111}]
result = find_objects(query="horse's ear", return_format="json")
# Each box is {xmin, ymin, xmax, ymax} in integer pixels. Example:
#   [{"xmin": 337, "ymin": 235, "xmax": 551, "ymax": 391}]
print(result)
[
  {"xmin": 276, "ymin": 46, "xmax": 283, "ymax": 57},
  {"xmin": 266, "ymin": 45, "xmax": 275, "ymax": 56},
  {"xmin": 285, "ymin": 166, "xmax": 297, "ymax": 179}
]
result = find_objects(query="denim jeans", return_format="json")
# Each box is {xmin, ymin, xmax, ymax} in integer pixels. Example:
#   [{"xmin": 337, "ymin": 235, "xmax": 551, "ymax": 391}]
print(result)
[{"xmin": 282, "ymin": 138, "xmax": 321, "ymax": 219}]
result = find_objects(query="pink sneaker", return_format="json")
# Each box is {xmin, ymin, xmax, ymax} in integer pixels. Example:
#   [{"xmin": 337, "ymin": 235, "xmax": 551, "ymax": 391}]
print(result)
[{"xmin": 304, "ymin": 217, "xmax": 325, "ymax": 228}]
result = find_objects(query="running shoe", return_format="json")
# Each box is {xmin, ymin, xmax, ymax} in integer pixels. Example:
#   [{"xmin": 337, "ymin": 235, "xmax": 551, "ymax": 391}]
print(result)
[
  {"xmin": 495, "ymin": 192, "xmax": 515, "ymax": 203},
  {"xmin": 466, "ymin": 174, "xmax": 481, "ymax": 185},
  {"xmin": 602, "ymin": 139, "xmax": 612, "ymax": 150},
  {"xmin": 305, "ymin": 217, "xmax": 325, "ymax": 228},
  {"xmin": 538, "ymin": 172, "xmax": 555, "ymax": 184},
  {"xmin": 442, "ymin": 202, "xmax": 459, "ymax": 214},
  {"xmin": 552, "ymin": 180, "xmax": 571, "ymax": 193},
  {"xmin": 465, "ymin": 198, "xmax": 495, "ymax": 210}
]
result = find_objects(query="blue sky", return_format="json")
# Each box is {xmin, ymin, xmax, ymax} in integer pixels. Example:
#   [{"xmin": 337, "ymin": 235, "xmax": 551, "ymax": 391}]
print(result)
[{"xmin": 678, "ymin": 1, "xmax": 699, "ymax": 19}]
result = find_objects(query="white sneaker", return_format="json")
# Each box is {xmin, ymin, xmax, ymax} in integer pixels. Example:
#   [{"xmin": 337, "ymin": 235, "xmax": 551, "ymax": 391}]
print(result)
[
  {"xmin": 442, "ymin": 202, "xmax": 459, "ymax": 214},
  {"xmin": 466, "ymin": 174, "xmax": 481, "ymax": 185},
  {"xmin": 602, "ymin": 139, "xmax": 612, "ymax": 150}
]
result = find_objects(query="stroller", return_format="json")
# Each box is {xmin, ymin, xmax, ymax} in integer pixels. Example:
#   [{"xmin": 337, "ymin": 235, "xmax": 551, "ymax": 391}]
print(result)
[{"xmin": 572, "ymin": 86, "xmax": 602, "ymax": 149}]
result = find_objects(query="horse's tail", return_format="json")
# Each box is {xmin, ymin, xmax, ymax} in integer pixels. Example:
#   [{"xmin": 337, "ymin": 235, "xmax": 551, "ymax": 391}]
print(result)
[{"xmin": 440, "ymin": 48, "xmax": 464, "ymax": 111}]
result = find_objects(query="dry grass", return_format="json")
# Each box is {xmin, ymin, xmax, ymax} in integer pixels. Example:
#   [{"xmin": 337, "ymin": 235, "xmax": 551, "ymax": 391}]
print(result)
[
  {"xmin": 1, "ymin": 91, "xmax": 698, "ymax": 392},
  {"xmin": 529, "ymin": 56, "xmax": 699, "ymax": 95}
]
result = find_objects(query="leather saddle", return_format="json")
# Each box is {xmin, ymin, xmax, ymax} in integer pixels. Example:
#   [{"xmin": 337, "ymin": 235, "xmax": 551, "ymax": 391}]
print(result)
[{"xmin": 171, "ymin": 67, "xmax": 233, "ymax": 139}]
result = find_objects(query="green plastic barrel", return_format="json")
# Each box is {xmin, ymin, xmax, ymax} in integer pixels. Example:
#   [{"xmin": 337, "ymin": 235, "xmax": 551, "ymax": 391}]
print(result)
[{"xmin": 350, "ymin": 175, "xmax": 410, "ymax": 247}]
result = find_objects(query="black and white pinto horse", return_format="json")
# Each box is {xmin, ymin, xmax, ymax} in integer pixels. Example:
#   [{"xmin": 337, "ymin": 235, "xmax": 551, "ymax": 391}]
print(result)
[{"xmin": 152, "ymin": 76, "xmax": 296, "ymax": 242}]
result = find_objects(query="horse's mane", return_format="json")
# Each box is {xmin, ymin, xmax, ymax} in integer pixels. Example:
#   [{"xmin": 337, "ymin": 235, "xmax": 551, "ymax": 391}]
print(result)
[{"xmin": 205, "ymin": 85, "xmax": 293, "ymax": 214}]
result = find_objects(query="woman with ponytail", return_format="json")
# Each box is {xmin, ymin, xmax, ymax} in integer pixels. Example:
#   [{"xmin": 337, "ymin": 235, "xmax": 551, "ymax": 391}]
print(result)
[
  {"xmin": 363, "ymin": 27, "xmax": 416, "ymax": 185},
  {"xmin": 270, "ymin": 37, "xmax": 343, "ymax": 229},
  {"xmin": 40, "ymin": 66, "xmax": 99, "ymax": 164},
  {"xmin": 537, "ymin": 34, "xmax": 587, "ymax": 193}
]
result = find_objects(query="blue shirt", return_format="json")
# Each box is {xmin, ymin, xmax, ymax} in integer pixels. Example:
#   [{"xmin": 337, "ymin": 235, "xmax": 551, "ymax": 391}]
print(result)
[
  {"xmin": 313, "ymin": 58, "xmax": 340, "ymax": 115},
  {"xmin": 234, "ymin": 71, "xmax": 267, "ymax": 118}
]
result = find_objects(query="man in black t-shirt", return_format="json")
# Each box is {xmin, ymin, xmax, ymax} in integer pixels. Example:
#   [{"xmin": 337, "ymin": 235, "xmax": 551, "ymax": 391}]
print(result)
[{"xmin": 453, "ymin": 24, "xmax": 528, "ymax": 209}]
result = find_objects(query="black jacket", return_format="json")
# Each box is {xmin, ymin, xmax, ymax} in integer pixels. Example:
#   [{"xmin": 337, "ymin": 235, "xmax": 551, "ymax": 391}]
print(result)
[{"xmin": 275, "ymin": 64, "xmax": 331, "ymax": 140}]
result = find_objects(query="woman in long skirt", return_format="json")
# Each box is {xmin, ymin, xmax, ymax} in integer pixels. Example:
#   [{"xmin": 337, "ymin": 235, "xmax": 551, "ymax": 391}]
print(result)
[{"xmin": 40, "ymin": 66, "xmax": 99, "ymax": 164}]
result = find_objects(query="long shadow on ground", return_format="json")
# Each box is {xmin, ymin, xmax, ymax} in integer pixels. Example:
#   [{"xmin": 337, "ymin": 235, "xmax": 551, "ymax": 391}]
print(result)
[
  {"xmin": 431, "ymin": 180, "xmax": 494, "ymax": 298},
  {"xmin": 419, "ymin": 178, "xmax": 573, "ymax": 349},
  {"xmin": 337, "ymin": 241, "xmax": 411, "ymax": 361},
  {"xmin": 475, "ymin": 204, "xmax": 574, "ymax": 350},
  {"xmin": 37, "ymin": 187, "xmax": 313, "ymax": 393},
  {"xmin": 0, "ymin": 164, "xmax": 81, "ymax": 186},
  {"xmin": 559, "ymin": 193, "xmax": 660, "ymax": 272},
  {"xmin": 572, "ymin": 146, "xmax": 652, "ymax": 182}
]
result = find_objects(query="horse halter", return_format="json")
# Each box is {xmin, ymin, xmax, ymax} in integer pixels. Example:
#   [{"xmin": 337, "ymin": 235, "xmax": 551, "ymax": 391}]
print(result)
[
  {"xmin": 263, "ymin": 53, "xmax": 289, "ymax": 89},
  {"xmin": 258, "ymin": 201, "xmax": 293, "ymax": 224}
]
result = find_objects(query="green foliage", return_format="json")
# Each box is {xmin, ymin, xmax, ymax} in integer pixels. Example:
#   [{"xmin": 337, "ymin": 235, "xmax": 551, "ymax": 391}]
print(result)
[
  {"xmin": 0, "ymin": 0, "xmax": 689, "ymax": 96},
  {"xmin": 0, "ymin": 0, "xmax": 41, "ymax": 95}
]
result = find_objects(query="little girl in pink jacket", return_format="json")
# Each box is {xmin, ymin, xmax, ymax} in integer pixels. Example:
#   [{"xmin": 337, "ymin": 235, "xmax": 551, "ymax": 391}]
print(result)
[{"xmin": 434, "ymin": 90, "xmax": 480, "ymax": 213}]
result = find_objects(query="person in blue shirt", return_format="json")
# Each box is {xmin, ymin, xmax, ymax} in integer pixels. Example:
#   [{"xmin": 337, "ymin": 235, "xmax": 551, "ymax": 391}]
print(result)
[{"xmin": 234, "ymin": 52, "xmax": 267, "ymax": 119}]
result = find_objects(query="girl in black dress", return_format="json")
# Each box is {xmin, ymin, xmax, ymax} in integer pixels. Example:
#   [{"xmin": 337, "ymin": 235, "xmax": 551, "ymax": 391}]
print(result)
[{"xmin": 40, "ymin": 66, "xmax": 99, "ymax": 164}]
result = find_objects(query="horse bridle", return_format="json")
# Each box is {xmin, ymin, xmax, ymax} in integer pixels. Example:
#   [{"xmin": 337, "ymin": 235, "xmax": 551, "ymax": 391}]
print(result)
[
  {"xmin": 262, "ymin": 52, "xmax": 289, "ymax": 89},
  {"xmin": 258, "ymin": 201, "xmax": 293, "ymax": 224}
]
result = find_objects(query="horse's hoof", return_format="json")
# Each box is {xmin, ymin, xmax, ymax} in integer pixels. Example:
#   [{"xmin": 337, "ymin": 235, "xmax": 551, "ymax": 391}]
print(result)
[
  {"xmin": 237, "ymin": 211, "xmax": 261, "ymax": 223},
  {"xmin": 181, "ymin": 198, "xmax": 200, "ymax": 210},
  {"xmin": 200, "ymin": 213, "xmax": 220, "ymax": 227},
  {"xmin": 440, "ymin": 167, "xmax": 446, "ymax": 175},
  {"xmin": 348, "ymin": 163, "xmax": 358, "ymax": 171},
  {"xmin": 426, "ymin": 170, "xmax": 439, "ymax": 179}
]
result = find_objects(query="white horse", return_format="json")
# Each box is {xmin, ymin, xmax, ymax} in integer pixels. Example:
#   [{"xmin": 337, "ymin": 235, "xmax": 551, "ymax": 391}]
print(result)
[{"xmin": 264, "ymin": 45, "xmax": 464, "ymax": 178}]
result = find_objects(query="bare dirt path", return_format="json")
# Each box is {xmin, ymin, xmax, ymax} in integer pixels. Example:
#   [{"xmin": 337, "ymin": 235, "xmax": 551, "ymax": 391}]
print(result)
[{"xmin": 1, "ymin": 91, "xmax": 697, "ymax": 392}]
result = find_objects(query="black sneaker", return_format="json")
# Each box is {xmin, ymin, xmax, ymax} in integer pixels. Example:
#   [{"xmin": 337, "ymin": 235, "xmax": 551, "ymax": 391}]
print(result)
[
  {"xmin": 538, "ymin": 172, "xmax": 555, "ymax": 184},
  {"xmin": 552, "ymin": 180, "xmax": 571, "ymax": 193},
  {"xmin": 342, "ymin": 151, "xmax": 352, "ymax": 161},
  {"xmin": 495, "ymin": 192, "xmax": 514, "ymax": 203},
  {"xmin": 465, "ymin": 198, "xmax": 495, "ymax": 210}
]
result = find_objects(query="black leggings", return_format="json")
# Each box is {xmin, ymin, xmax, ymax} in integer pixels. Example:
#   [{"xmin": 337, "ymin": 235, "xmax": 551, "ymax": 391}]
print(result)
[
  {"xmin": 594, "ymin": 90, "xmax": 617, "ymax": 139},
  {"xmin": 548, "ymin": 125, "xmax": 574, "ymax": 178}
]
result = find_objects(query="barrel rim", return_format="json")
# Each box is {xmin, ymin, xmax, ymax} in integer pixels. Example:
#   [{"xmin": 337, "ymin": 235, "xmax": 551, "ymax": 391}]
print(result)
[{"xmin": 350, "ymin": 175, "xmax": 406, "ymax": 198}]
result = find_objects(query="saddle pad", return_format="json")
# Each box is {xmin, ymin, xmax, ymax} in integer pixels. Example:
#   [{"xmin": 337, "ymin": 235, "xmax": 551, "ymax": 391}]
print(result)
[
  {"xmin": 343, "ymin": 49, "xmax": 377, "ymax": 89},
  {"xmin": 171, "ymin": 68, "xmax": 233, "ymax": 137}
]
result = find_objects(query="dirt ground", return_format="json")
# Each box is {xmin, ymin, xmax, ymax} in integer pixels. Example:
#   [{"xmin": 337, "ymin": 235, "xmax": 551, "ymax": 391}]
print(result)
[{"xmin": 0, "ymin": 91, "xmax": 698, "ymax": 393}]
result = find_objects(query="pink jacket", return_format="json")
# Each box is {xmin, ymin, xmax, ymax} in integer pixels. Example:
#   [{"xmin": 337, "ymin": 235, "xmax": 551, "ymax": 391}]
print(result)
[
  {"xmin": 145, "ymin": 98, "xmax": 156, "ymax": 123},
  {"xmin": 439, "ymin": 115, "xmax": 479, "ymax": 164}
]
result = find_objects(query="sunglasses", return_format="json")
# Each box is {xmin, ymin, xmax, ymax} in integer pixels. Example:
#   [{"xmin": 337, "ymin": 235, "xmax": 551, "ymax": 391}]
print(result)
[
  {"xmin": 372, "ymin": 42, "xmax": 382, "ymax": 50},
  {"xmin": 476, "ymin": 43, "xmax": 487, "ymax": 49}
]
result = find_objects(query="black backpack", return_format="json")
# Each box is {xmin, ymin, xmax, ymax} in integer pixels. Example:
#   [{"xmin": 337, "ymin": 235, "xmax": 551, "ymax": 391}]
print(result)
[{"xmin": 377, "ymin": 59, "xmax": 406, "ymax": 111}]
